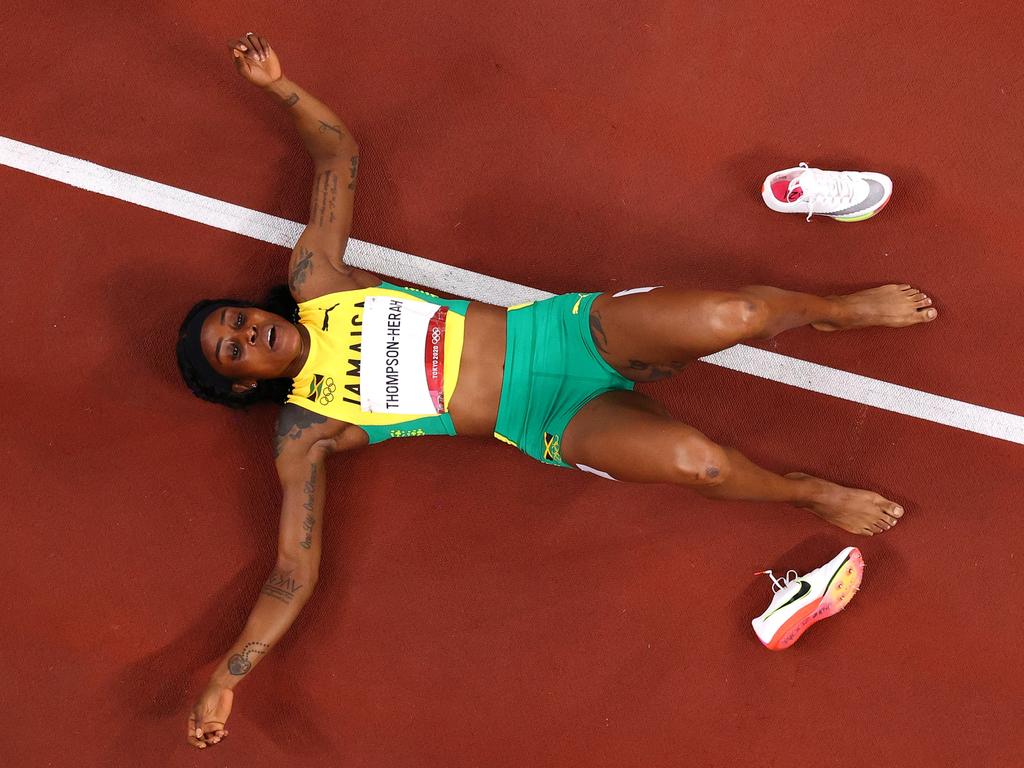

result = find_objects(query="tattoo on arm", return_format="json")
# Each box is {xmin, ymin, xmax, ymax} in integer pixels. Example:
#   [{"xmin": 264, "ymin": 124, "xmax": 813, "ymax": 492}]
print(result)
[
  {"xmin": 299, "ymin": 463, "xmax": 317, "ymax": 549},
  {"xmin": 260, "ymin": 567, "xmax": 305, "ymax": 605},
  {"xmin": 289, "ymin": 247, "xmax": 314, "ymax": 293},
  {"xmin": 348, "ymin": 155, "xmax": 359, "ymax": 191},
  {"xmin": 318, "ymin": 121, "xmax": 344, "ymax": 139},
  {"xmin": 274, "ymin": 406, "xmax": 327, "ymax": 458},
  {"xmin": 310, "ymin": 169, "xmax": 339, "ymax": 228},
  {"xmin": 227, "ymin": 641, "xmax": 270, "ymax": 676},
  {"xmin": 325, "ymin": 170, "xmax": 337, "ymax": 225},
  {"xmin": 283, "ymin": 92, "xmax": 299, "ymax": 107},
  {"xmin": 589, "ymin": 311, "xmax": 609, "ymax": 354}
]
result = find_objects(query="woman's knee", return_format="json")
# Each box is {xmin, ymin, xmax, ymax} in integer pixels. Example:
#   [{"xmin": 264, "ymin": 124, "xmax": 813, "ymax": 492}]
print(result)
[
  {"xmin": 707, "ymin": 295, "xmax": 770, "ymax": 340},
  {"xmin": 669, "ymin": 435, "xmax": 731, "ymax": 487}
]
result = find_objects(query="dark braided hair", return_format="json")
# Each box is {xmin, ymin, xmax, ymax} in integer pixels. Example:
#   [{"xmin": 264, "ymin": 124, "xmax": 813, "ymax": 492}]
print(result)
[{"xmin": 176, "ymin": 285, "xmax": 299, "ymax": 409}]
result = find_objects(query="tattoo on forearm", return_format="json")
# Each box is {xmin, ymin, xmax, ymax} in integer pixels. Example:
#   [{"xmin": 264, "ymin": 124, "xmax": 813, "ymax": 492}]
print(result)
[
  {"xmin": 318, "ymin": 121, "xmax": 343, "ymax": 139},
  {"xmin": 348, "ymin": 155, "xmax": 360, "ymax": 191},
  {"xmin": 283, "ymin": 92, "xmax": 299, "ymax": 107},
  {"xmin": 289, "ymin": 247, "xmax": 314, "ymax": 292},
  {"xmin": 300, "ymin": 513, "xmax": 316, "ymax": 549},
  {"xmin": 589, "ymin": 311, "xmax": 609, "ymax": 353},
  {"xmin": 273, "ymin": 405, "xmax": 327, "ymax": 458},
  {"xmin": 227, "ymin": 641, "xmax": 270, "ymax": 676},
  {"xmin": 299, "ymin": 464, "xmax": 317, "ymax": 549},
  {"xmin": 261, "ymin": 567, "xmax": 305, "ymax": 605}
]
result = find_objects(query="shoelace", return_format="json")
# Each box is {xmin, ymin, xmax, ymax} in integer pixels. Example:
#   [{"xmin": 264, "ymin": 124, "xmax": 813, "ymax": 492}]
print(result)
[
  {"xmin": 788, "ymin": 162, "xmax": 859, "ymax": 221},
  {"xmin": 754, "ymin": 569, "xmax": 800, "ymax": 594}
]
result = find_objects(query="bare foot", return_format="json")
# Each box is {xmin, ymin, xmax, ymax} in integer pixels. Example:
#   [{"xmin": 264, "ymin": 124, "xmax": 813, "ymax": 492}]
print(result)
[
  {"xmin": 786, "ymin": 472, "xmax": 905, "ymax": 535},
  {"xmin": 812, "ymin": 284, "xmax": 938, "ymax": 331}
]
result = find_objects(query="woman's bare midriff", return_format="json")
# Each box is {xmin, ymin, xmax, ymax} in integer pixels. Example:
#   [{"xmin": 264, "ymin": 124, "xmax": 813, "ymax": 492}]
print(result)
[{"xmin": 447, "ymin": 301, "xmax": 507, "ymax": 437}]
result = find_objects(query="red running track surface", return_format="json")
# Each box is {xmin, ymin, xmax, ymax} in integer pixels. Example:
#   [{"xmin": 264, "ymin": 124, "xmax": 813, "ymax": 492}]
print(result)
[{"xmin": 3, "ymin": 1, "xmax": 1023, "ymax": 766}]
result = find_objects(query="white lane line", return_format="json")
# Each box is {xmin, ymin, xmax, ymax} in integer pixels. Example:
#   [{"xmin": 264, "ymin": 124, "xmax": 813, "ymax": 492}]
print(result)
[
  {"xmin": 0, "ymin": 136, "xmax": 548, "ymax": 307},
  {"xmin": 4, "ymin": 135, "xmax": 1023, "ymax": 446},
  {"xmin": 702, "ymin": 346, "xmax": 1024, "ymax": 444}
]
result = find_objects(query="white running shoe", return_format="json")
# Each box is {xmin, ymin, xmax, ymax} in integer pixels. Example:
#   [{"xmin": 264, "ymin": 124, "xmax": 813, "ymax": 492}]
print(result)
[
  {"xmin": 761, "ymin": 163, "xmax": 893, "ymax": 221},
  {"xmin": 751, "ymin": 547, "xmax": 864, "ymax": 650}
]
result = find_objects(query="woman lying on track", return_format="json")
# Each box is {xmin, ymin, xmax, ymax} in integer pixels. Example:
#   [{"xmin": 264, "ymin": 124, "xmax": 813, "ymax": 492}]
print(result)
[{"xmin": 179, "ymin": 33, "xmax": 938, "ymax": 748}]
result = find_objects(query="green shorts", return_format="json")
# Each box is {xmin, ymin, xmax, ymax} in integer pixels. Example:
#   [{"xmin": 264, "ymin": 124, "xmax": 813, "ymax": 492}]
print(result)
[{"xmin": 494, "ymin": 292, "xmax": 635, "ymax": 468}]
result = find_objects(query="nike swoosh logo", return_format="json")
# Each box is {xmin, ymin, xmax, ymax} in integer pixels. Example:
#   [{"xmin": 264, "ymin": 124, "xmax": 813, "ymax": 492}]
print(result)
[
  {"xmin": 827, "ymin": 179, "xmax": 887, "ymax": 216},
  {"xmin": 763, "ymin": 580, "xmax": 812, "ymax": 619}
]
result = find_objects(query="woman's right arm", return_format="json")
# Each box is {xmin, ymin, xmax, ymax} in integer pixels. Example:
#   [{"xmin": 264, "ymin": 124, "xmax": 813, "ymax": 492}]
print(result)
[
  {"xmin": 187, "ymin": 406, "xmax": 345, "ymax": 749},
  {"xmin": 228, "ymin": 32, "xmax": 377, "ymax": 297}
]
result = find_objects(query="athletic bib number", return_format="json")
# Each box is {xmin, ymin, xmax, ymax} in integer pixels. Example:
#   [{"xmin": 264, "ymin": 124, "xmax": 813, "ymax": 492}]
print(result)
[{"xmin": 360, "ymin": 296, "xmax": 447, "ymax": 414}]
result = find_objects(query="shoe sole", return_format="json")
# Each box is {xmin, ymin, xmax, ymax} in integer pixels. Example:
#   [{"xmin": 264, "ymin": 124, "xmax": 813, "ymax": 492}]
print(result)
[{"xmin": 763, "ymin": 547, "xmax": 864, "ymax": 650}]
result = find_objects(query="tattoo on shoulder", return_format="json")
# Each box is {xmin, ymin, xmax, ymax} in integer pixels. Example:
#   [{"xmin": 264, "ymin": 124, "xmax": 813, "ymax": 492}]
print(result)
[
  {"xmin": 290, "ymin": 247, "xmax": 314, "ymax": 293},
  {"xmin": 274, "ymin": 405, "xmax": 328, "ymax": 458}
]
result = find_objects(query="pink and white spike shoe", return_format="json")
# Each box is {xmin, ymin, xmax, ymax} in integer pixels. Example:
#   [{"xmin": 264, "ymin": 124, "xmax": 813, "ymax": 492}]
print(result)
[
  {"xmin": 751, "ymin": 547, "xmax": 864, "ymax": 650},
  {"xmin": 762, "ymin": 163, "xmax": 893, "ymax": 221}
]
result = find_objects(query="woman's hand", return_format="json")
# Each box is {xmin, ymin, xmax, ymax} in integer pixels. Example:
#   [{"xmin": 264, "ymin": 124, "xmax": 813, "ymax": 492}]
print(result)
[
  {"xmin": 228, "ymin": 32, "xmax": 282, "ymax": 88},
  {"xmin": 187, "ymin": 683, "xmax": 234, "ymax": 749}
]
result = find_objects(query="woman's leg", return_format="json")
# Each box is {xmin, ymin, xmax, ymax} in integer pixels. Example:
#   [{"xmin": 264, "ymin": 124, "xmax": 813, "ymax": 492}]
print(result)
[
  {"xmin": 561, "ymin": 391, "xmax": 904, "ymax": 535},
  {"xmin": 588, "ymin": 284, "xmax": 937, "ymax": 380}
]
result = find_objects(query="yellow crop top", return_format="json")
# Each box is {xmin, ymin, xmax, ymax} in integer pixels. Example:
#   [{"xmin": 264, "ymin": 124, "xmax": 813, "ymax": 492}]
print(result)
[{"xmin": 285, "ymin": 282, "xmax": 470, "ymax": 443}]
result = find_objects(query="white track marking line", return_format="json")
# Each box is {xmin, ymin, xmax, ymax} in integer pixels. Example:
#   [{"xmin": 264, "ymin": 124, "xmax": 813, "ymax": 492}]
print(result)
[{"xmin": 3, "ymin": 135, "xmax": 1023, "ymax": 445}]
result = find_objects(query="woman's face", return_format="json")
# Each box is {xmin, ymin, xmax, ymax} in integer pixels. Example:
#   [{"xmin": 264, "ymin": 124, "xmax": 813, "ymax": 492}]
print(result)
[{"xmin": 200, "ymin": 306, "xmax": 302, "ymax": 388}]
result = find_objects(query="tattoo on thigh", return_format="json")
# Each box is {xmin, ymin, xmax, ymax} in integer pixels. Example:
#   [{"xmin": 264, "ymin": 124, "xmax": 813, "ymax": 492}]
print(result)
[
  {"xmin": 261, "ymin": 568, "xmax": 305, "ymax": 604},
  {"xmin": 227, "ymin": 641, "xmax": 269, "ymax": 676},
  {"xmin": 274, "ymin": 406, "xmax": 327, "ymax": 458},
  {"xmin": 289, "ymin": 247, "xmax": 314, "ymax": 292},
  {"xmin": 628, "ymin": 359, "xmax": 675, "ymax": 382},
  {"xmin": 589, "ymin": 311, "xmax": 609, "ymax": 354}
]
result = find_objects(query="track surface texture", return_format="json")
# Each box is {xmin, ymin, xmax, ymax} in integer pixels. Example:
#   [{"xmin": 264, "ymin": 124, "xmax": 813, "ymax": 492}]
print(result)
[{"xmin": 3, "ymin": 1, "xmax": 1022, "ymax": 766}]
